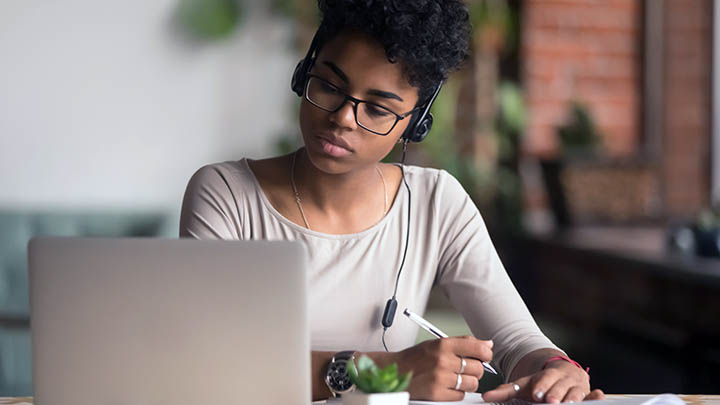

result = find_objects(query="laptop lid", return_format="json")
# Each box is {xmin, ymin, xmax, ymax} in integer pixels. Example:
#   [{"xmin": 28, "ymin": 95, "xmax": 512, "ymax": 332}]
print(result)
[{"xmin": 29, "ymin": 237, "xmax": 309, "ymax": 405}]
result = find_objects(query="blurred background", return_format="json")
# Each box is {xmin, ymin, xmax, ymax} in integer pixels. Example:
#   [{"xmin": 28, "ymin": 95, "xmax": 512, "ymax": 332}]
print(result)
[{"xmin": 1, "ymin": 0, "xmax": 718, "ymax": 396}]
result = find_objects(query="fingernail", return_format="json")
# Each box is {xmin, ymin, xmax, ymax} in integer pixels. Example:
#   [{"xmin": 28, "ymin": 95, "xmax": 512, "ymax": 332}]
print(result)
[
  {"xmin": 535, "ymin": 391, "xmax": 544, "ymax": 400},
  {"xmin": 487, "ymin": 340, "xmax": 494, "ymax": 348}
]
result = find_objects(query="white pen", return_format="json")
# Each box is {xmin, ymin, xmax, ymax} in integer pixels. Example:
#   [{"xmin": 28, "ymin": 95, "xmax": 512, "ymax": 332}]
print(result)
[{"xmin": 403, "ymin": 308, "xmax": 498, "ymax": 375}]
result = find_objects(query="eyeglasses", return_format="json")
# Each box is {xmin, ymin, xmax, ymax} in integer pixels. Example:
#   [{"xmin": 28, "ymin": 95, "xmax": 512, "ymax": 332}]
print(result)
[{"xmin": 304, "ymin": 74, "xmax": 420, "ymax": 136}]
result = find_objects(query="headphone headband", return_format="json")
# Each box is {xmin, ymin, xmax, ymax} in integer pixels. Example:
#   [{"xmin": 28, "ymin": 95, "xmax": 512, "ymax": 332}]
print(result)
[
  {"xmin": 291, "ymin": 30, "xmax": 322, "ymax": 97},
  {"xmin": 402, "ymin": 80, "xmax": 443, "ymax": 143}
]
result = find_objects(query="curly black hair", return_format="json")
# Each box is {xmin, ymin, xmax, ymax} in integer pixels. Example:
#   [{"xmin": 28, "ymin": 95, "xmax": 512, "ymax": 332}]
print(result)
[{"xmin": 316, "ymin": 0, "xmax": 471, "ymax": 105}]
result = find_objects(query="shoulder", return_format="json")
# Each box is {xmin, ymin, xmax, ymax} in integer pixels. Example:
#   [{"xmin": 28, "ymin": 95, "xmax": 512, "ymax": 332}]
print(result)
[
  {"xmin": 401, "ymin": 164, "xmax": 468, "ymax": 198},
  {"xmin": 185, "ymin": 159, "xmax": 252, "ymax": 195},
  {"xmin": 180, "ymin": 160, "xmax": 251, "ymax": 239}
]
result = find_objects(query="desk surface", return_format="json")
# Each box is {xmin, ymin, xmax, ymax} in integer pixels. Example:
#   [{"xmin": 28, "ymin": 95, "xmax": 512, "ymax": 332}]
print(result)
[{"xmin": 1, "ymin": 395, "xmax": 718, "ymax": 404}]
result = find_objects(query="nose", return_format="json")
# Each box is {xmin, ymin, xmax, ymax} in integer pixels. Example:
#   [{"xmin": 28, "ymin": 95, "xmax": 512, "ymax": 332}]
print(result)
[{"xmin": 329, "ymin": 99, "xmax": 358, "ymax": 130}]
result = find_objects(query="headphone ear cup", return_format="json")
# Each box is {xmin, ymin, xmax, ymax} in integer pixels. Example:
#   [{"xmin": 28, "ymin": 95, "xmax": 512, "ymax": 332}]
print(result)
[
  {"xmin": 410, "ymin": 114, "xmax": 434, "ymax": 143},
  {"xmin": 291, "ymin": 59, "xmax": 306, "ymax": 96},
  {"xmin": 400, "ymin": 113, "xmax": 420, "ymax": 142}
]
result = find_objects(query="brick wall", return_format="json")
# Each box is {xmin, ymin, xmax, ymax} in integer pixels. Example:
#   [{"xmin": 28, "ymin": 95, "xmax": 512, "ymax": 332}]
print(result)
[
  {"xmin": 520, "ymin": 0, "xmax": 713, "ymax": 223},
  {"xmin": 522, "ymin": 0, "xmax": 642, "ymax": 159}
]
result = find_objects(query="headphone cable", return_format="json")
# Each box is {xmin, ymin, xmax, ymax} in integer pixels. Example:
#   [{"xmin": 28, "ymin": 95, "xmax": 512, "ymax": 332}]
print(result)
[{"xmin": 382, "ymin": 140, "xmax": 413, "ymax": 352}]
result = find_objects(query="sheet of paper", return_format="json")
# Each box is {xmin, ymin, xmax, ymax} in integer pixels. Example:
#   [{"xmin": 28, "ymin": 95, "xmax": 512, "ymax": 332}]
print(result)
[
  {"xmin": 580, "ymin": 394, "xmax": 685, "ymax": 405},
  {"xmin": 410, "ymin": 392, "xmax": 487, "ymax": 404}
]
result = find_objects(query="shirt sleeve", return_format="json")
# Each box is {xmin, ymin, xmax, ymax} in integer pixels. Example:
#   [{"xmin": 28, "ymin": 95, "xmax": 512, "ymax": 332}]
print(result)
[
  {"xmin": 179, "ymin": 164, "xmax": 242, "ymax": 240},
  {"xmin": 433, "ymin": 171, "xmax": 560, "ymax": 380}
]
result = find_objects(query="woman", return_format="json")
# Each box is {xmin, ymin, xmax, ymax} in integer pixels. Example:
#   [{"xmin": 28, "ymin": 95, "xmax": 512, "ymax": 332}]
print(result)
[{"xmin": 180, "ymin": 0, "xmax": 604, "ymax": 402}]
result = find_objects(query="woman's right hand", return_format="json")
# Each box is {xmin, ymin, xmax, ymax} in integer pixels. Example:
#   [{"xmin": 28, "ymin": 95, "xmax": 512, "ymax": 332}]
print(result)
[{"xmin": 382, "ymin": 336, "xmax": 494, "ymax": 401}]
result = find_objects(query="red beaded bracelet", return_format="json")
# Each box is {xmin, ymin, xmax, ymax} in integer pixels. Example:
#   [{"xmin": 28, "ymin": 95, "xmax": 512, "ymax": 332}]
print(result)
[{"xmin": 542, "ymin": 355, "xmax": 590, "ymax": 375}]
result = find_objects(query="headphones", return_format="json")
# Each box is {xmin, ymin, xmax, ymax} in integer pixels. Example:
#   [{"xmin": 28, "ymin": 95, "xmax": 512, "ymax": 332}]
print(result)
[
  {"xmin": 291, "ymin": 27, "xmax": 445, "ymax": 351},
  {"xmin": 291, "ymin": 28, "xmax": 443, "ymax": 143}
]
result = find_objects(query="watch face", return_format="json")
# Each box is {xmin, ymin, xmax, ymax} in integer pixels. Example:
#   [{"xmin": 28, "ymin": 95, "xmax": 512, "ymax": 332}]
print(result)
[{"xmin": 328, "ymin": 359, "xmax": 353, "ymax": 392}]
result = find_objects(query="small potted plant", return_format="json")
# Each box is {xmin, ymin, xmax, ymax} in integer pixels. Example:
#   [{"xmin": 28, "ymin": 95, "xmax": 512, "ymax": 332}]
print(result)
[{"xmin": 343, "ymin": 355, "xmax": 413, "ymax": 405}]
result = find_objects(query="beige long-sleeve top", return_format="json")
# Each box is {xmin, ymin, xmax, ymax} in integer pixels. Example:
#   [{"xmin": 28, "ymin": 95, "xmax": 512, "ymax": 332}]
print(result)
[{"xmin": 179, "ymin": 158, "xmax": 559, "ymax": 378}]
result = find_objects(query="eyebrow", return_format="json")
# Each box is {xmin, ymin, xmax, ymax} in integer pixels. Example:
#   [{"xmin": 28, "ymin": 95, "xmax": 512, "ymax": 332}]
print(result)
[{"xmin": 322, "ymin": 61, "xmax": 405, "ymax": 103}]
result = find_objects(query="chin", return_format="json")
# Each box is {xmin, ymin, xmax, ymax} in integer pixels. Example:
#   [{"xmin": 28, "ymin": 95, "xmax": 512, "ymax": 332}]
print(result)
[{"xmin": 302, "ymin": 144, "xmax": 354, "ymax": 175}]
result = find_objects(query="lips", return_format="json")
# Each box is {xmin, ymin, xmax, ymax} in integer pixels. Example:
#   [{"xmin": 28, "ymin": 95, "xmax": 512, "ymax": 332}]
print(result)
[{"xmin": 317, "ymin": 134, "xmax": 354, "ymax": 152}]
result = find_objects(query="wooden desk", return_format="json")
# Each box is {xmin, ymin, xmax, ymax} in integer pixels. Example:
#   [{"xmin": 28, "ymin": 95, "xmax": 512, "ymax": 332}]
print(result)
[{"xmin": 2, "ymin": 395, "xmax": 718, "ymax": 404}]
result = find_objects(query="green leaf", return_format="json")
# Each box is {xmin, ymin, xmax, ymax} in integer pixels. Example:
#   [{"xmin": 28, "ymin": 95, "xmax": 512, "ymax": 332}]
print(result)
[
  {"xmin": 177, "ymin": 0, "xmax": 241, "ymax": 40},
  {"xmin": 356, "ymin": 355, "xmax": 378, "ymax": 373},
  {"xmin": 385, "ymin": 379, "xmax": 400, "ymax": 392},
  {"xmin": 383, "ymin": 363, "xmax": 398, "ymax": 378},
  {"xmin": 357, "ymin": 374, "xmax": 373, "ymax": 393},
  {"xmin": 349, "ymin": 358, "xmax": 412, "ymax": 393},
  {"xmin": 348, "ymin": 359, "xmax": 359, "ymax": 385},
  {"xmin": 395, "ymin": 371, "xmax": 413, "ymax": 392},
  {"xmin": 371, "ymin": 376, "xmax": 393, "ymax": 393}
]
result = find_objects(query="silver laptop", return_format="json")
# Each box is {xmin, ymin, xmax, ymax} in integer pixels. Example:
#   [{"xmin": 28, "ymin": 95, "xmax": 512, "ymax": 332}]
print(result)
[{"xmin": 29, "ymin": 237, "xmax": 310, "ymax": 405}]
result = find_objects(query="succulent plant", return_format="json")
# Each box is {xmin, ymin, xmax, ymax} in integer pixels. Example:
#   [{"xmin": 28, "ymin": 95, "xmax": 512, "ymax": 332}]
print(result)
[{"xmin": 348, "ymin": 355, "xmax": 412, "ymax": 394}]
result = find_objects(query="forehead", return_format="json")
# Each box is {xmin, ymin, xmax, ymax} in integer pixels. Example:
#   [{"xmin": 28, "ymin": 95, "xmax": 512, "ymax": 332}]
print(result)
[{"xmin": 314, "ymin": 31, "xmax": 418, "ymax": 100}]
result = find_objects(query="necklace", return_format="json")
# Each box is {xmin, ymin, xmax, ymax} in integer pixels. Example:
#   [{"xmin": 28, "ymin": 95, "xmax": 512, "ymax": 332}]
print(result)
[{"xmin": 290, "ymin": 149, "xmax": 388, "ymax": 231}]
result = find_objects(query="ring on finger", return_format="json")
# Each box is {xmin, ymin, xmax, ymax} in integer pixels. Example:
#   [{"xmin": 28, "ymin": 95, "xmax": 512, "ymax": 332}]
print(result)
[
  {"xmin": 512, "ymin": 383, "xmax": 520, "ymax": 393},
  {"xmin": 454, "ymin": 374, "xmax": 463, "ymax": 391},
  {"xmin": 459, "ymin": 357, "xmax": 467, "ymax": 374}
]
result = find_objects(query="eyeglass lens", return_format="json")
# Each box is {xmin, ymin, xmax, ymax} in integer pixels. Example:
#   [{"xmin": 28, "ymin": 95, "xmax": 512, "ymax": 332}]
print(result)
[{"xmin": 306, "ymin": 76, "xmax": 397, "ymax": 134}]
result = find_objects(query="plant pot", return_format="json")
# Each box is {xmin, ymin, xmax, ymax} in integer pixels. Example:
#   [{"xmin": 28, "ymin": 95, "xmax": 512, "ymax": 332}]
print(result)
[{"xmin": 342, "ymin": 391, "xmax": 410, "ymax": 405}]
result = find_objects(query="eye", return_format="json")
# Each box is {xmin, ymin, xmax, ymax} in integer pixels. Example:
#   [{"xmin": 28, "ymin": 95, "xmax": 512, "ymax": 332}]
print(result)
[
  {"xmin": 365, "ymin": 103, "xmax": 392, "ymax": 118},
  {"xmin": 319, "ymin": 80, "xmax": 341, "ymax": 95}
]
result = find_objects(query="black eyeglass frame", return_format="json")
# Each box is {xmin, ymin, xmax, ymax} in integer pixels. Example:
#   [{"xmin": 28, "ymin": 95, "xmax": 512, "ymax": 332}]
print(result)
[{"xmin": 304, "ymin": 74, "xmax": 422, "ymax": 136}]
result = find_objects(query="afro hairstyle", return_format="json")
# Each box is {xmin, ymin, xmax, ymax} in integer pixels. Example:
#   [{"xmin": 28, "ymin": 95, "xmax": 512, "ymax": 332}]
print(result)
[{"xmin": 316, "ymin": 0, "xmax": 472, "ymax": 105}]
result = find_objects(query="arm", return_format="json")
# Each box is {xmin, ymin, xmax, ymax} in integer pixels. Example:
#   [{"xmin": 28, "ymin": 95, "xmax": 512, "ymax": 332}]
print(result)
[
  {"xmin": 311, "ymin": 351, "xmax": 334, "ymax": 401},
  {"xmin": 432, "ymin": 172, "xmax": 603, "ymax": 402},
  {"xmin": 179, "ymin": 164, "xmax": 241, "ymax": 239},
  {"xmin": 508, "ymin": 348, "xmax": 566, "ymax": 382},
  {"xmin": 433, "ymin": 172, "xmax": 559, "ymax": 377}
]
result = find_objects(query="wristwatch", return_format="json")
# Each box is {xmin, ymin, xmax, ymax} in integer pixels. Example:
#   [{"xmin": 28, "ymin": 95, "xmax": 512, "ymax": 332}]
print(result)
[{"xmin": 325, "ymin": 350, "xmax": 356, "ymax": 397}]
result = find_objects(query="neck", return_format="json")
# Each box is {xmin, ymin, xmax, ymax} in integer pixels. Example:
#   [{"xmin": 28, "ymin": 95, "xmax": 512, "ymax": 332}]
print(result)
[{"xmin": 293, "ymin": 148, "xmax": 382, "ymax": 214}]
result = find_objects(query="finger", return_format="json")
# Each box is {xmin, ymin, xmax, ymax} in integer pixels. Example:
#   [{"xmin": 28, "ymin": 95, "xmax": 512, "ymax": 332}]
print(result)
[
  {"xmin": 409, "ymin": 375, "xmax": 464, "ymax": 402},
  {"xmin": 449, "ymin": 356, "xmax": 486, "ymax": 379},
  {"xmin": 480, "ymin": 383, "xmax": 520, "ymax": 402},
  {"xmin": 446, "ymin": 336, "xmax": 493, "ymax": 363},
  {"xmin": 443, "ymin": 371, "xmax": 480, "ymax": 393},
  {"xmin": 528, "ymin": 368, "xmax": 562, "ymax": 402},
  {"xmin": 481, "ymin": 376, "xmax": 531, "ymax": 402},
  {"xmin": 453, "ymin": 374, "xmax": 480, "ymax": 392},
  {"xmin": 545, "ymin": 378, "xmax": 575, "ymax": 403},
  {"xmin": 562, "ymin": 386, "xmax": 588, "ymax": 403},
  {"xmin": 455, "ymin": 335, "xmax": 494, "ymax": 348},
  {"xmin": 585, "ymin": 389, "xmax": 605, "ymax": 401}
]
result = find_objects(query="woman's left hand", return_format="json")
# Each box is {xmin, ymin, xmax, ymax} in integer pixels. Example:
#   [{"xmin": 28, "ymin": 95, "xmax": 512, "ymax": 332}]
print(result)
[{"xmin": 481, "ymin": 360, "xmax": 605, "ymax": 403}]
